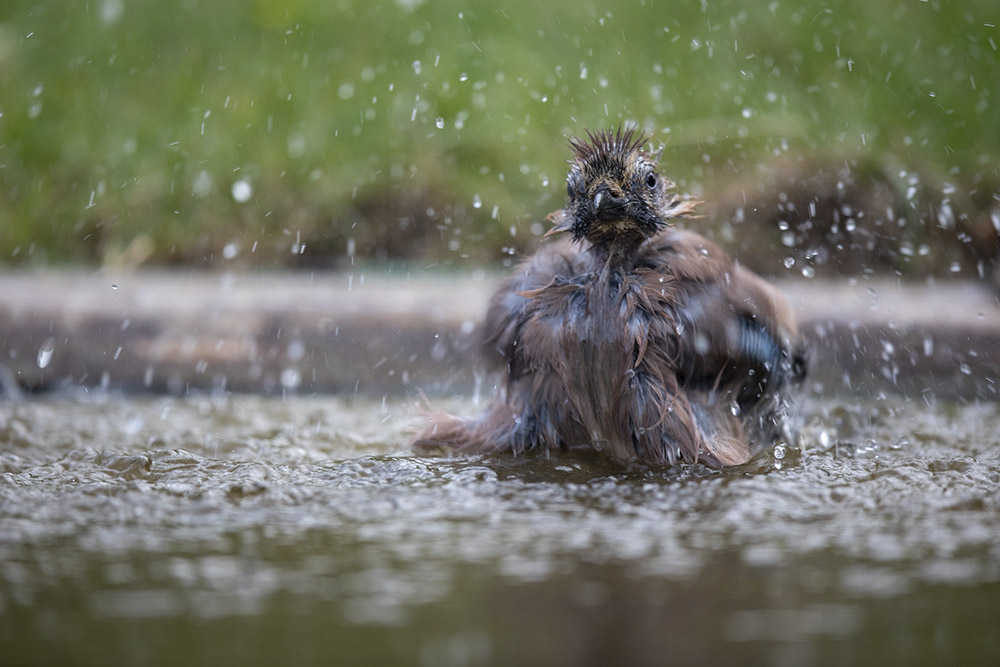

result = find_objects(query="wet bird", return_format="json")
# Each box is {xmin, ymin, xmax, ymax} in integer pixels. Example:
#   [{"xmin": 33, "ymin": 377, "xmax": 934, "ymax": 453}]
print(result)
[{"xmin": 415, "ymin": 127, "xmax": 806, "ymax": 467}]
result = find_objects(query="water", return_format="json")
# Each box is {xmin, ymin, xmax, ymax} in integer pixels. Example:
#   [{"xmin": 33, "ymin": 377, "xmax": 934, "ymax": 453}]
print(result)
[{"xmin": 2, "ymin": 392, "xmax": 999, "ymax": 665}]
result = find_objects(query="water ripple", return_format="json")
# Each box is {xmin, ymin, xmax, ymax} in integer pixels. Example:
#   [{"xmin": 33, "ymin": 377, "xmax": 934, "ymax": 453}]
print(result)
[{"xmin": 1, "ymin": 392, "xmax": 999, "ymax": 661}]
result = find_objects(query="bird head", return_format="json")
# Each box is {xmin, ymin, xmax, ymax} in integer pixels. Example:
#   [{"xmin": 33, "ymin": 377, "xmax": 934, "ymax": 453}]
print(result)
[{"xmin": 546, "ymin": 127, "xmax": 698, "ymax": 248}]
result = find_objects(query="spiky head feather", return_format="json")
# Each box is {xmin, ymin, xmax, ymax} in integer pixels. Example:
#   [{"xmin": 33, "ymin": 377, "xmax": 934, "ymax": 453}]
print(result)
[{"xmin": 547, "ymin": 126, "xmax": 700, "ymax": 244}]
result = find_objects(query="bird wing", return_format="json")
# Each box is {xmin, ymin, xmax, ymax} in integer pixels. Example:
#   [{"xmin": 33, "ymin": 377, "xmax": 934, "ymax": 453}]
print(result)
[
  {"xmin": 639, "ymin": 228, "xmax": 803, "ymax": 396},
  {"xmin": 480, "ymin": 237, "xmax": 592, "ymax": 372}
]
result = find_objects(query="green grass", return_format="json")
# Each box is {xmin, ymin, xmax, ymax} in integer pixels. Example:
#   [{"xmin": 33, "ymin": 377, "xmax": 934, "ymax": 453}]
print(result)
[{"xmin": 1, "ymin": 0, "xmax": 997, "ymax": 269}]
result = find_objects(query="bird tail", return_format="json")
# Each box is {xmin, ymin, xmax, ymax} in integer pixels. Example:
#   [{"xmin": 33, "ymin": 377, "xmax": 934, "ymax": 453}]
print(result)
[
  {"xmin": 413, "ymin": 398, "xmax": 542, "ymax": 457},
  {"xmin": 412, "ymin": 410, "xmax": 478, "ymax": 454}
]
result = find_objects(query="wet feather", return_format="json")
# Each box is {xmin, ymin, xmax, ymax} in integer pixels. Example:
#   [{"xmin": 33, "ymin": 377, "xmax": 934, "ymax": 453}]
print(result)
[{"xmin": 415, "ymin": 127, "xmax": 806, "ymax": 467}]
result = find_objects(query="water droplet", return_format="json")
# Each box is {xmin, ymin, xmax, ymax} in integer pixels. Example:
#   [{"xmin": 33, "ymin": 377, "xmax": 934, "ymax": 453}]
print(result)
[
  {"xmin": 435, "ymin": 117, "xmax": 445, "ymax": 129},
  {"xmin": 193, "ymin": 170, "xmax": 213, "ymax": 197},
  {"xmin": 101, "ymin": 0, "xmax": 124, "ymax": 24},
  {"xmin": 773, "ymin": 443, "xmax": 786, "ymax": 459},
  {"xmin": 280, "ymin": 368, "xmax": 301, "ymax": 390},
  {"xmin": 811, "ymin": 430, "xmax": 827, "ymax": 450},
  {"xmin": 119, "ymin": 414, "xmax": 144, "ymax": 440},
  {"xmin": 472, "ymin": 194, "xmax": 482, "ymax": 209},
  {"xmin": 231, "ymin": 180, "xmax": 252, "ymax": 203},
  {"xmin": 36, "ymin": 337, "xmax": 55, "ymax": 369},
  {"xmin": 287, "ymin": 340, "xmax": 305, "ymax": 361},
  {"xmin": 286, "ymin": 133, "xmax": 306, "ymax": 158}
]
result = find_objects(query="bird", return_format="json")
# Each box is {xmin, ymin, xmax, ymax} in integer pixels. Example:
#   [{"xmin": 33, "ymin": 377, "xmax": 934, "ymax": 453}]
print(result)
[{"xmin": 414, "ymin": 126, "xmax": 806, "ymax": 467}]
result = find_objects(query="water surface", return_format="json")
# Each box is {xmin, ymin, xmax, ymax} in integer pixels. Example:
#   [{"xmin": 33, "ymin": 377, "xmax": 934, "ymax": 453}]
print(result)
[{"xmin": 1, "ymin": 393, "xmax": 999, "ymax": 665}]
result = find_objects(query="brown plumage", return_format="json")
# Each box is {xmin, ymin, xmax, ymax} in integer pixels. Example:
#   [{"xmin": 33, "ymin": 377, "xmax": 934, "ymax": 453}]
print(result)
[{"xmin": 415, "ymin": 127, "xmax": 807, "ymax": 467}]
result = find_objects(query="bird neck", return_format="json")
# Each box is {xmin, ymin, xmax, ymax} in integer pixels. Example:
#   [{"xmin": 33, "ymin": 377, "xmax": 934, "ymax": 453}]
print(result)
[{"xmin": 591, "ymin": 236, "xmax": 644, "ymax": 277}]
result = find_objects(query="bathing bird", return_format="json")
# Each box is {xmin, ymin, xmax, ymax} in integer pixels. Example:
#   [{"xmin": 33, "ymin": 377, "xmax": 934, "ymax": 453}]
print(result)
[{"xmin": 415, "ymin": 127, "xmax": 806, "ymax": 466}]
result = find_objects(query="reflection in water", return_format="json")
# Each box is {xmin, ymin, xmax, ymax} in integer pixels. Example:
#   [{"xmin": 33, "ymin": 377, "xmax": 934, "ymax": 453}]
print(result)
[{"xmin": 1, "ymin": 393, "xmax": 999, "ymax": 665}]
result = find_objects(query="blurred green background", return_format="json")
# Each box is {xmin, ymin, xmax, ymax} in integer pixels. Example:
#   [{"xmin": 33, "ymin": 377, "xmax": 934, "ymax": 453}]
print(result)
[{"xmin": 1, "ymin": 0, "xmax": 997, "ymax": 274}]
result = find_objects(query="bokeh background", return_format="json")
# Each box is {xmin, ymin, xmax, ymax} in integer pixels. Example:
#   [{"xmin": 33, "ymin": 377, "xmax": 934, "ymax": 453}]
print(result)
[
  {"xmin": 2, "ymin": 0, "xmax": 998, "ymax": 277},
  {"xmin": 4, "ymin": 5, "xmax": 1000, "ymax": 666}
]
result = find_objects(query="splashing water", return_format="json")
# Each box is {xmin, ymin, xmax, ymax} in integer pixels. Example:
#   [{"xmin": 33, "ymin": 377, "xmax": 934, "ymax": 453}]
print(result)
[{"xmin": 1, "ymin": 393, "xmax": 998, "ymax": 664}]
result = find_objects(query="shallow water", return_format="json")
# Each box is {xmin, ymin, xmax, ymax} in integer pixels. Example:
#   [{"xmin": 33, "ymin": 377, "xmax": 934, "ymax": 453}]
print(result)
[{"xmin": 2, "ymin": 392, "xmax": 999, "ymax": 666}]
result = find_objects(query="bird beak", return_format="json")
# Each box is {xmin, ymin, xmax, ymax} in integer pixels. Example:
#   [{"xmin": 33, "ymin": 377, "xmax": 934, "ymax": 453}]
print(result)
[{"xmin": 592, "ymin": 185, "xmax": 626, "ymax": 219}]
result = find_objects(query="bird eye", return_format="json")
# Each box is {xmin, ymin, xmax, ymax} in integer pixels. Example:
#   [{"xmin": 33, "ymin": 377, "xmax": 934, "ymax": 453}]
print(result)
[{"xmin": 645, "ymin": 172, "xmax": 658, "ymax": 189}]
